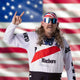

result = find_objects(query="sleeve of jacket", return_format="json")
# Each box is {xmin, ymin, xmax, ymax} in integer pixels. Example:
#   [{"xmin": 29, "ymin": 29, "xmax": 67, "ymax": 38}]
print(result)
[
  {"xmin": 63, "ymin": 39, "xmax": 76, "ymax": 80},
  {"xmin": 3, "ymin": 23, "xmax": 30, "ymax": 49}
]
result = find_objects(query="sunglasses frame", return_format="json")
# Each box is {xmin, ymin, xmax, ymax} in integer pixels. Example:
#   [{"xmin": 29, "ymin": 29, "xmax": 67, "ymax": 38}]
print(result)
[{"xmin": 44, "ymin": 18, "xmax": 57, "ymax": 24}]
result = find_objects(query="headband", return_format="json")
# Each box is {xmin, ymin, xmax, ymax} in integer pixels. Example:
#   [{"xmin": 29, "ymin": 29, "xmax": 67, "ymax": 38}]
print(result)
[{"xmin": 44, "ymin": 12, "xmax": 58, "ymax": 19}]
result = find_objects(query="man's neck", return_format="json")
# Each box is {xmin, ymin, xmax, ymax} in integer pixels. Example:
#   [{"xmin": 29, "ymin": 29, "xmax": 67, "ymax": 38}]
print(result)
[{"xmin": 45, "ymin": 32, "xmax": 52, "ymax": 38}]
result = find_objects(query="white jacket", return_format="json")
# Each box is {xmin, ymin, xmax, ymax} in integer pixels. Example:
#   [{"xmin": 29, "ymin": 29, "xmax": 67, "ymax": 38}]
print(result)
[{"xmin": 3, "ymin": 23, "xmax": 76, "ymax": 80}]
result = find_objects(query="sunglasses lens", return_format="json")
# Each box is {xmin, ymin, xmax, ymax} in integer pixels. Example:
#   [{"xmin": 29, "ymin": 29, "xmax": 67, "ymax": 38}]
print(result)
[
  {"xmin": 44, "ymin": 18, "xmax": 50, "ymax": 23},
  {"xmin": 53, "ymin": 18, "xmax": 57, "ymax": 24},
  {"xmin": 44, "ymin": 18, "xmax": 57, "ymax": 24}
]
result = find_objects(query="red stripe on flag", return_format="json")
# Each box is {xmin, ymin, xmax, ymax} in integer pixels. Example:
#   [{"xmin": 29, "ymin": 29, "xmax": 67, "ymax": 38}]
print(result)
[
  {"xmin": 17, "ymin": 27, "xmax": 35, "ymax": 32},
  {"xmin": 0, "ymin": 45, "xmax": 79, "ymax": 53},
  {"xmin": 58, "ymin": 18, "xmax": 80, "ymax": 23},
  {"xmin": 61, "ymin": 29, "xmax": 80, "ymax": 34},
  {"xmin": 62, "ymin": 78, "xmax": 80, "ymax": 80},
  {"xmin": 74, "ymin": 65, "xmax": 80, "ymax": 69},
  {"xmin": 0, "ymin": 64, "xmax": 29, "ymax": 68},
  {"xmin": 70, "ymin": 45, "xmax": 80, "ymax": 51},
  {"xmin": 1, "ymin": 28, "xmax": 80, "ymax": 34},
  {"xmin": 0, "ymin": 28, "xmax": 35, "ymax": 32},
  {"xmin": 0, "ymin": 47, "xmax": 27, "ymax": 53},
  {"xmin": 43, "ymin": 0, "xmax": 80, "ymax": 3},
  {"xmin": 0, "ymin": 77, "xmax": 29, "ymax": 80},
  {"xmin": 0, "ymin": 29, "xmax": 6, "ymax": 32},
  {"xmin": 0, "ymin": 58, "xmax": 28, "ymax": 61}
]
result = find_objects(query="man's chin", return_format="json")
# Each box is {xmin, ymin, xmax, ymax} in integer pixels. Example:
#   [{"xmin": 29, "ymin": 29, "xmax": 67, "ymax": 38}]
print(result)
[{"xmin": 47, "ymin": 31, "xmax": 54, "ymax": 34}]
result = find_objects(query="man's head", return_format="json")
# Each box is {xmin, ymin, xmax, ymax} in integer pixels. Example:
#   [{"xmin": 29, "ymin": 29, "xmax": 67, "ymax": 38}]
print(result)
[
  {"xmin": 36, "ymin": 12, "xmax": 64, "ymax": 48},
  {"xmin": 41, "ymin": 12, "xmax": 59, "ymax": 36}
]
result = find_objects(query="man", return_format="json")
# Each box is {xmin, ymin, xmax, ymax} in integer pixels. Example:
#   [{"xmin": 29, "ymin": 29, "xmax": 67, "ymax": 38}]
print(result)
[{"xmin": 3, "ymin": 11, "xmax": 76, "ymax": 80}]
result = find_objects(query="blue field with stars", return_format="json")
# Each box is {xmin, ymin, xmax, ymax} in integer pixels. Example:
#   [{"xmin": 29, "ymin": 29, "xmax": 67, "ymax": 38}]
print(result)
[{"xmin": 0, "ymin": 0, "xmax": 43, "ymax": 22}]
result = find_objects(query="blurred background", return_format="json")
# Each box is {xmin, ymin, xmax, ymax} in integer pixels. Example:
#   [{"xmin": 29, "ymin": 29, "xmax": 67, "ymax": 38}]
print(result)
[{"xmin": 0, "ymin": 0, "xmax": 80, "ymax": 80}]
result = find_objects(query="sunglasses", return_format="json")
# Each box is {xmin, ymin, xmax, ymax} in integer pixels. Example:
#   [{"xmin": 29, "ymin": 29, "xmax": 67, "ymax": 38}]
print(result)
[{"xmin": 44, "ymin": 18, "xmax": 57, "ymax": 24}]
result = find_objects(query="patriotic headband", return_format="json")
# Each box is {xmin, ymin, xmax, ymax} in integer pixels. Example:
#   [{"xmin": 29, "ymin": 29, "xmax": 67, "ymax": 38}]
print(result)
[{"xmin": 44, "ymin": 12, "xmax": 58, "ymax": 19}]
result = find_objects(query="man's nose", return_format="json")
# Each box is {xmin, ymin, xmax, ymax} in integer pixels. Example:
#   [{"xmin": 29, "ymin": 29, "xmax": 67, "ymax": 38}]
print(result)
[{"xmin": 49, "ymin": 21, "xmax": 53, "ymax": 24}]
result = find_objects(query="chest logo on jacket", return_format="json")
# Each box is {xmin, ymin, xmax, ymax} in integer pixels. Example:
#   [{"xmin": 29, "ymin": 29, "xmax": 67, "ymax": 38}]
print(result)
[
  {"xmin": 23, "ymin": 33, "xmax": 29, "ymax": 42},
  {"xmin": 42, "ymin": 58, "xmax": 56, "ymax": 63},
  {"xmin": 31, "ymin": 46, "xmax": 60, "ymax": 63}
]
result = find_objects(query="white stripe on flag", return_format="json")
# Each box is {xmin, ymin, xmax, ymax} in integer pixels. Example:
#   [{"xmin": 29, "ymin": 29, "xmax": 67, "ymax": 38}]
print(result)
[
  {"xmin": 0, "ymin": 69, "xmax": 29, "ymax": 77},
  {"xmin": 43, "ymin": 4, "xmax": 80, "ymax": 17}
]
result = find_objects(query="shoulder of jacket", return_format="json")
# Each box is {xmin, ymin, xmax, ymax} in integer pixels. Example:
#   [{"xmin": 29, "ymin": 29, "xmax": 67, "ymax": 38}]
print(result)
[
  {"xmin": 24, "ymin": 31, "xmax": 37, "ymax": 36},
  {"xmin": 23, "ymin": 31, "xmax": 38, "ymax": 40},
  {"xmin": 63, "ymin": 38, "xmax": 69, "ymax": 47},
  {"xmin": 63, "ymin": 38, "xmax": 71, "ymax": 54}
]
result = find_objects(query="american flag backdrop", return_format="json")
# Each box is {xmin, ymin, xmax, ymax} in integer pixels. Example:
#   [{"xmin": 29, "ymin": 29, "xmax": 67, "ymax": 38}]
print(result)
[{"xmin": 0, "ymin": 0, "xmax": 80, "ymax": 80}]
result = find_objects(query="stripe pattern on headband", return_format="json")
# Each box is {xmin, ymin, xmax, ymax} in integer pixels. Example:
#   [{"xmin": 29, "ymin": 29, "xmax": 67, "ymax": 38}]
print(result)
[{"xmin": 44, "ymin": 12, "xmax": 57, "ymax": 19}]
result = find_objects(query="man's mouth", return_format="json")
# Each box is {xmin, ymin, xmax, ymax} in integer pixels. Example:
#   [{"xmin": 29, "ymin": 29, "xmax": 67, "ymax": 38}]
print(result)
[{"xmin": 47, "ymin": 26, "xmax": 52, "ymax": 28}]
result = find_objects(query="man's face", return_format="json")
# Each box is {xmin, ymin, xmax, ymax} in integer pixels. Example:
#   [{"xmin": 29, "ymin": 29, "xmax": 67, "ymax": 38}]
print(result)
[{"xmin": 42, "ymin": 17, "xmax": 59, "ymax": 34}]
